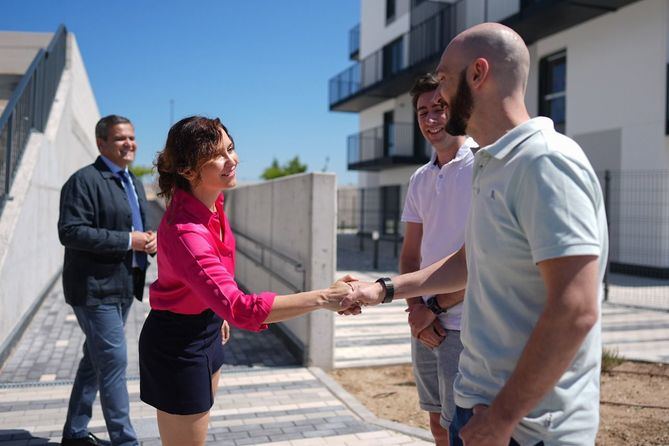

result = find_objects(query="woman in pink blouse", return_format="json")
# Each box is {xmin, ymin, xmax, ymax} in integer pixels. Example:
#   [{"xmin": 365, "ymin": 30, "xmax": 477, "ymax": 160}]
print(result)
[{"xmin": 138, "ymin": 116, "xmax": 353, "ymax": 446}]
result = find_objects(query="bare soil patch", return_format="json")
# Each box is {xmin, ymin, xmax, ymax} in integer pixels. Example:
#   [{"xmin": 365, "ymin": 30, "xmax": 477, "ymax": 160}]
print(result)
[{"xmin": 330, "ymin": 361, "xmax": 669, "ymax": 445}]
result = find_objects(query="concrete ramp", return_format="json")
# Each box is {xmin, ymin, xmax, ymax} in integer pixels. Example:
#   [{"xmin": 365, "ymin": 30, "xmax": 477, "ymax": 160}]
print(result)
[{"xmin": 0, "ymin": 29, "xmax": 100, "ymax": 364}]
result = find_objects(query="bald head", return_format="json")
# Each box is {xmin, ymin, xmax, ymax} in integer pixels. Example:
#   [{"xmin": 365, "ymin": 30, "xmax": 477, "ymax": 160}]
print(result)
[
  {"xmin": 433, "ymin": 23, "xmax": 532, "ymax": 145},
  {"xmin": 443, "ymin": 22, "xmax": 530, "ymax": 94}
]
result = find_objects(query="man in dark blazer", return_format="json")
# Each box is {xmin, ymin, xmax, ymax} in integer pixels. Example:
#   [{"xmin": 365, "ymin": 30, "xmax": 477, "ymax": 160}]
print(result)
[{"xmin": 58, "ymin": 115, "xmax": 156, "ymax": 446}]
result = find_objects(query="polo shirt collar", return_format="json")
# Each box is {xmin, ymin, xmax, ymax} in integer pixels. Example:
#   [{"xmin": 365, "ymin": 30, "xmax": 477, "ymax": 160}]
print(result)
[
  {"xmin": 173, "ymin": 187, "xmax": 225, "ymax": 225},
  {"xmin": 481, "ymin": 117, "xmax": 554, "ymax": 160},
  {"xmin": 430, "ymin": 137, "xmax": 476, "ymax": 168}
]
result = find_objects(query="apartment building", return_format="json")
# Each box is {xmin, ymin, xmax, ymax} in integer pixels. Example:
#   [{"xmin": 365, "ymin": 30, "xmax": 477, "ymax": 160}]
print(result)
[{"xmin": 330, "ymin": 0, "xmax": 669, "ymax": 274}]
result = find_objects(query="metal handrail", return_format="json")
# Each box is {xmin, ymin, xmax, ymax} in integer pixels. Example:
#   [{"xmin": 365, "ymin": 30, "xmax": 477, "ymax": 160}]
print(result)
[
  {"xmin": 0, "ymin": 50, "xmax": 45, "ymax": 132},
  {"xmin": 233, "ymin": 229, "xmax": 306, "ymax": 293},
  {"xmin": 46, "ymin": 25, "xmax": 67, "ymax": 54},
  {"xmin": 0, "ymin": 25, "xmax": 67, "ymax": 133},
  {"xmin": 1, "ymin": 25, "xmax": 68, "ymax": 211}
]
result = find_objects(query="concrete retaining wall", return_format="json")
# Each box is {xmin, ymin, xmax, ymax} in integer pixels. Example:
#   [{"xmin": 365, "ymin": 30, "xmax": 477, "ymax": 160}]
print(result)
[{"xmin": 225, "ymin": 173, "xmax": 337, "ymax": 370}]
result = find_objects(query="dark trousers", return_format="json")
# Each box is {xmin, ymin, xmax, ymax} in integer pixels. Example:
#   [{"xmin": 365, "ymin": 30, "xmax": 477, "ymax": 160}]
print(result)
[
  {"xmin": 449, "ymin": 406, "xmax": 544, "ymax": 446},
  {"xmin": 63, "ymin": 301, "xmax": 138, "ymax": 446}
]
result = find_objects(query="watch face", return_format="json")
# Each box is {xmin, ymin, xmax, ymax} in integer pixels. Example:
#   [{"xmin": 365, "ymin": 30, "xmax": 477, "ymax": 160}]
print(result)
[{"xmin": 427, "ymin": 297, "xmax": 442, "ymax": 314}]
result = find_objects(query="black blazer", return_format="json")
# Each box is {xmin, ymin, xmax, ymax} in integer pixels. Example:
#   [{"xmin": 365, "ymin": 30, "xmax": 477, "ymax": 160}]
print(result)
[{"xmin": 58, "ymin": 157, "xmax": 151, "ymax": 306}]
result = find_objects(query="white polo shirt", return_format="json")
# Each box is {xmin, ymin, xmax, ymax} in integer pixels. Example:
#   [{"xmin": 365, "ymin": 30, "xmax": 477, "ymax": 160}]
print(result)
[
  {"xmin": 454, "ymin": 117, "xmax": 608, "ymax": 444},
  {"xmin": 401, "ymin": 138, "xmax": 475, "ymax": 330}
]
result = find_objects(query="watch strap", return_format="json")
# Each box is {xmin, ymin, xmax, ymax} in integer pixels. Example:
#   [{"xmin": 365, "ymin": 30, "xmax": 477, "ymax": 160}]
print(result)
[
  {"xmin": 426, "ymin": 296, "xmax": 445, "ymax": 315},
  {"xmin": 376, "ymin": 277, "xmax": 394, "ymax": 304}
]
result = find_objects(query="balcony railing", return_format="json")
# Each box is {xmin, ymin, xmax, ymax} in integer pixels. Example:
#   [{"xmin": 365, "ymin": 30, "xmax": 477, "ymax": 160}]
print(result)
[
  {"xmin": 329, "ymin": 64, "xmax": 360, "ymax": 108},
  {"xmin": 408, "ymin": 5, "xmax": 455, "ymax": 68},
  {"xmin": 330, "ymin": 34, "xmax": 408, "ymax": 108},
  {"xmin": 329, "ymin": 1, "xmax": 468, "ymax": 111},
  {"xmin": 0, "ymin": 25, "xmax": 67, "ymax": 213},
  {"xmin": 349, "ymin": 23, "xmax": 360, "ymax": 60},
  {"xmin": 347, "ymin": 122, "xmax": 429, "ymax": 170},
  {"xmin": 330, "ymin": 0, "xmax": 636, "ymax": 112}
]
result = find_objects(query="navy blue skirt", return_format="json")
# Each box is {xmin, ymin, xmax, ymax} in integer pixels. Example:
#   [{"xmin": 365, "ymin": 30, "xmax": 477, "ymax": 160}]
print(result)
[{"xmin": 139, "ymin": 309, "xmax": 225, "ymax": 415}]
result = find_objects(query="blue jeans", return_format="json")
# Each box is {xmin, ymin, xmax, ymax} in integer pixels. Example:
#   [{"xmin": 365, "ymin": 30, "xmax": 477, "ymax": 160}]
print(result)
[
  {"xmin": 449, "ymin": 406, "xmax": 544, "ymax": 446},
  {"xmin": 63, "ymin": 301, "xmax": 138, "ymax": 446}
]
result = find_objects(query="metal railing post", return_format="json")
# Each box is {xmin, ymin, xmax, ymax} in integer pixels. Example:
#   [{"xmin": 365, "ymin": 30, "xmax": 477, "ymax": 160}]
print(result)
[
  {"xmin": 30, "ymin": 75, "xmax": 37, "ymax": 130},
  {"xmin": 40, "ymin": 57, "xmax": 48, "ymax": 131},
  {"xmin": 373, "ymin": 240, "xmax": 379, "ymax": 269},
  {"xmin": 604, "ymin": 170, "xmax": 611, "ymax": 301},
  {"xmin": 359, "ymin": 189, "xmax": 365, "ymax": 251},
  {"xmin": 4, "ymin": 114, "xmax": 13, "ymax": 200}
]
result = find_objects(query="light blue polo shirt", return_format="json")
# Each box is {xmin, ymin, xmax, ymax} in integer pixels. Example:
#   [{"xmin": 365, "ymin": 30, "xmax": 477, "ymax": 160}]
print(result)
[{"xmin": 454, "ymin": 117, "xmax": 608, "ymax": 445}]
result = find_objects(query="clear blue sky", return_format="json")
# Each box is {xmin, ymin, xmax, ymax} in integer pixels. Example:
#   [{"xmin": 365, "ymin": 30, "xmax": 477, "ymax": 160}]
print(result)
[{"xmin": 1, "ymin": 0, "xmax": 360, "ymax": 185}]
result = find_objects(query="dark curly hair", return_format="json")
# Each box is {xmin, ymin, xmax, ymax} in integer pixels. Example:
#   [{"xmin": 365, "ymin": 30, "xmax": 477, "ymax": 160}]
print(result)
[
  {"xmin": 155, "ymin": 116, "xmax": 234, "ymax": 203},
  {"xmin": 409, "ymin": 73, "xmax": 439, "ymax": 110}
]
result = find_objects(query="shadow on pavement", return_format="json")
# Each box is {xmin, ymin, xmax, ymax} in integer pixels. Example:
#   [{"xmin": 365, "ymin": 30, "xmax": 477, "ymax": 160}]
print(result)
[
  {"xmin": 0, "ymin": 429, "xmax": 59, "ymax": 445},
  {"xmin": 220, "ymin": 326, "xmax": 300, "ymax": 369}
]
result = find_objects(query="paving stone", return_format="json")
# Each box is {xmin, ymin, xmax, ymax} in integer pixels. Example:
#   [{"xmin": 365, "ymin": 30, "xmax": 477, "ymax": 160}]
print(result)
[{"xmin": 235, "ymin": 437, "xmax": 268, "ymax": 445}]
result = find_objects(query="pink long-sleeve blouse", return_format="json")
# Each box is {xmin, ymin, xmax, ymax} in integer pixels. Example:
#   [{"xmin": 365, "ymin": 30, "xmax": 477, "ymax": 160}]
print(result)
[{"xmin": 149, "ymin": 188, "xmax": 275, "ymax": 331}]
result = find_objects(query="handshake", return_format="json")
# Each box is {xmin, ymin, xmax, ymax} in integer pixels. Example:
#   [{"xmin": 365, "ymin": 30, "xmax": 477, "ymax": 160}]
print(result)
[{"xmin": 322, "ymin": 275, "xmax": 389, "ymax": 315}]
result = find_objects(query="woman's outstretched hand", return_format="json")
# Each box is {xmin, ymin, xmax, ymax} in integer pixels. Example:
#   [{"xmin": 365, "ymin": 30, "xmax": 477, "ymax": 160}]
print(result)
[
  {"xmin": 322, "ymin": 274, "xmax": 361, "ymax": 314},
  {"xmin": 338, "ymin": 278, "xmax": 385, "ymax": 309}
]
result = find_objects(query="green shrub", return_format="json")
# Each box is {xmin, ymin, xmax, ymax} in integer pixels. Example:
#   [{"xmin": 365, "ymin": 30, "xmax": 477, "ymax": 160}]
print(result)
[{"xmin": 601, "ymin": 348, "xmax": 624, "ymax": 373}]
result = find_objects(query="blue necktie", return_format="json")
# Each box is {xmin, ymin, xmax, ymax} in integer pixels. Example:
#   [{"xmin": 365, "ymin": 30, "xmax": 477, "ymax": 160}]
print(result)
[{"xmin": 119, "ymin": 171, "xmax": 147, "ymax": 269}]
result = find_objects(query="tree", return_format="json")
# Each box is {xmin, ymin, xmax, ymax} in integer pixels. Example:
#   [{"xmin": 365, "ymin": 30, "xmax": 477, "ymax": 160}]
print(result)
[
  {"xmin": 130, "ymin": 164, "xmax": 154, "ymax": 179},
  {"xmin": 261, "ymin": 159, "xmax": 285, "ymax": 180},
  {"xmin": 260, "ymin": 156, "xmax": 307, "ymax": 180}
]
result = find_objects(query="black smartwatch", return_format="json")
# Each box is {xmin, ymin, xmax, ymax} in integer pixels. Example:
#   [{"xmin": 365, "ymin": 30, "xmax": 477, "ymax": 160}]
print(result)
[
  {"xmin": 426, "ymin": 296, "xmax": 446, "ymax": 315},
  {"xmin": 375, "ymin": 277, "xmax": 394, "ymax": 304}
]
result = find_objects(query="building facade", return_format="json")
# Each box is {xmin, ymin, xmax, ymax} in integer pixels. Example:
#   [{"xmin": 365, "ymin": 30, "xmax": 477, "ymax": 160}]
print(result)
[{"xmin": 330, "ymin": 0, "xmax": 669, "ymax": 274}]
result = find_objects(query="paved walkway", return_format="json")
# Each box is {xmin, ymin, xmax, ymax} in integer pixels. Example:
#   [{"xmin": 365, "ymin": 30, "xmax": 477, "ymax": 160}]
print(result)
[
  {"xmin": 335, "ymin": 234, "xmax": 412, "ymax": 368},
  {"xmin": 601, "ymin": 304, "xmax": 669, "ymax": 363},
  {"xmin": 334, "ymin": 272, "xmax": 411, "ymax": 369},
  {"xmin": 3, "ymin": 228, "xmax": 668, "ymax": 445},
  {"xmin": 335, "ymin": 233, "xmax": 669, "ymax": 366},
  {"xmin": 0, "ymin": 267, "xmax": 432, "ymax": 445},
  {"xmin": 0, "ymin": 211, "xmax": 432, "ymax": 445}
]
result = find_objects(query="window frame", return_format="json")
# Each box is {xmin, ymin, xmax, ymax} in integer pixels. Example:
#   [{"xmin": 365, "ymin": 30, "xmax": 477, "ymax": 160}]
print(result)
[
  {"xmin": 382, "ymin": 36, "xmax": 404, "ymax": 79},
  {"xmin": 539, "ymin": 50, "xmax": 567, "ymax": 134},
  {"xmin": 386, "ymin": 0, "xmax": 397, "ymax": 24},
  {"xmin": 666, "ymin": 63, "xmax": 669, "ymax": 135}
]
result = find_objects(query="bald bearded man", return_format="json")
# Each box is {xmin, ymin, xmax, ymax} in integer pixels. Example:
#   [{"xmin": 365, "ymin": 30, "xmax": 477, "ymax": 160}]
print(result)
[{"xmin": 345, "ymin": 23, "xmax": 607, "ymax": 446}]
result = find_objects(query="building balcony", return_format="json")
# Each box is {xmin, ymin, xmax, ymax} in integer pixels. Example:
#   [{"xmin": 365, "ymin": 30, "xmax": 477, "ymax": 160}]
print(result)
[
  {"xmin": 347, "ymin": 123, "xmax": 430, "ymax": 171},
  {"xmin": 507, "ymin": 0, "xmax": 642, "ymax": 44},
  {"xmin": 329, "ymin": 0, "xmax": 642, "ymax": 113},
  {"xmin": 349, "ymin": 24, "xmax": 360, "ymax": 60},
  {"xmin": 329, "ymin": 1, "xmax": 476, "ymax": 112}
]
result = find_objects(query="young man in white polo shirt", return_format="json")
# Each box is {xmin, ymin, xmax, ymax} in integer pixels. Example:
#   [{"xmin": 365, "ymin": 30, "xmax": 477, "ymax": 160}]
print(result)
[{"xmin": 400, "ymin": 74, "xmax": 475, "ymax": 445}]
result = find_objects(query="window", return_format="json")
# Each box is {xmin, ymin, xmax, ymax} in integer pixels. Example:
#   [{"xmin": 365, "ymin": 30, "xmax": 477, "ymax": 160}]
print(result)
[
  {"xmin": 383, "ymin": 111, "xmax": 395, "ymax": 156},
  {"xmin": 539, "ymin": 50, "xmax": 566, "ymax": 133},
  {"xmin": 386, "ymin": 0, "xmax": 396, "ymax": 23},
  {"xmin": 382, "ymin": 37, "xmax": 404, "ymax": 79},
  {"xmin": 381, "ymin": 186, "xmax": 400, "ymax": 235},
  {"xmin": 521, "ymin": 0, "xmax": 546, "ymax": 8},
  {"xmin": 413, "ymin": 118, "xmax": 430, "ymax": 159}
]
